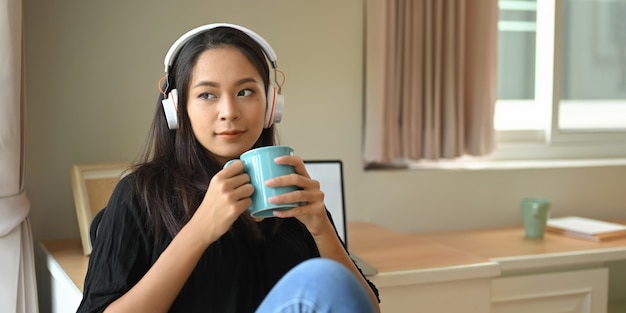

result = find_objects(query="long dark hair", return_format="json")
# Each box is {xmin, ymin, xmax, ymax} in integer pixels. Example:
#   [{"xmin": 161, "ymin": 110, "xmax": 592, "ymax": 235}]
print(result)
[{"xmin": 132, "ymin": 26, "xmax": 278, "ymax": 239}]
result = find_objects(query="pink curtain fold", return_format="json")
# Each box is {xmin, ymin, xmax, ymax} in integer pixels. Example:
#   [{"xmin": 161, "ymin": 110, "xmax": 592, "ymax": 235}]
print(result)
[
  {"xmin": 0, "ymin": 0, "xmax": 39, "ymax": 311},
  {"xmin": 364, "ymin": 0, "xmax": 498, "ymax": 166}
]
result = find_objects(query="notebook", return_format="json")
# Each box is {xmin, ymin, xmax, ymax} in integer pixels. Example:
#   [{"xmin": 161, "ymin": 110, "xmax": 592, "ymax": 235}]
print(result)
[
  {"xmin": 546, "ymin": 216, "xmax": 626, "ymax": 241},
  {"xmin": 304, "ymin": 160, "xmax": 378, "ymax": 276}
]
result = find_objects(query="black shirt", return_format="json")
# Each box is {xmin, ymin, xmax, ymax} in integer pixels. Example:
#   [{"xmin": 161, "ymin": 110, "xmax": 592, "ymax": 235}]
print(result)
[{"xmin": 77, "ymin": 174, "xmax": 377, "ymax": 312}]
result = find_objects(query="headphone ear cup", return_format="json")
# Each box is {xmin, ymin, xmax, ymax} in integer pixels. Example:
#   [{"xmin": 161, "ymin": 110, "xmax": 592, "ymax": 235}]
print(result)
[
  {"xmin": 162, "ymin": 89, "xmax": 179, "ymax": 130},
  {"xmin": 264, "ymin": 85, "xmax": 284, "ymax": 128}
]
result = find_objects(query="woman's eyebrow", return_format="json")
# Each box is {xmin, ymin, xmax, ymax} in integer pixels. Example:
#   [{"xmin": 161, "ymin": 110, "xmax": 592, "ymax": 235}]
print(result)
[
  {"xmin": 193, "ymin": 77, "xmax": 260, "ymax": 89},
  {"xmin": 235, "ymin": 77, "xmax": 259, "ymax": 86},
  {"xmin": 193, "ymin": 80, "xmax": 218, "ymax": 88}
]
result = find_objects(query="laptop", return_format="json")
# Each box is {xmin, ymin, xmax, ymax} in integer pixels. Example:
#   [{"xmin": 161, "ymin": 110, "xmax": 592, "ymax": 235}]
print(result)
[{"xmin": 304, "ymin": 160, "xmax": 378, "ymax": 276}]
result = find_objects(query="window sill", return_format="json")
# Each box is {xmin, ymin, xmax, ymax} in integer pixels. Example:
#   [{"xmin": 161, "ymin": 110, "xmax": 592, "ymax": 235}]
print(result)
[
  {"xmin": 365, "ymin": 138, "xmax": 626, "ymax": 171},
  {"xmin": 406, "ymin": 157, "xmax": 626, "ymax": 170}
]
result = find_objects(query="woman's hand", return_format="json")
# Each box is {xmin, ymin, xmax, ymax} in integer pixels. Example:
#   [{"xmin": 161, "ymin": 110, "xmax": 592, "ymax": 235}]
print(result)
[
  {"xmin": 265, "ymin": 156, "xmax": 331, "ymax": 236},
  {"xmin": 265, "ymin": 156, "xmax": 381, "ymax": 312},
  {"xmin": 188, "ymin": 160, "xmax": 254, "ymax": 245}
]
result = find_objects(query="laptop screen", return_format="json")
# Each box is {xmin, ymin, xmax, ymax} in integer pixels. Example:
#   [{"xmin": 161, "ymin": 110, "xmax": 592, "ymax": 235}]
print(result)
[{"xmin": 303, "ymin": 160, "xmax": 347, "ymax": 247}]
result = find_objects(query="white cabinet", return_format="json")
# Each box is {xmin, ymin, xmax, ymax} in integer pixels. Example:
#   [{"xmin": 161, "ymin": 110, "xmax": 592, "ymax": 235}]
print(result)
[
  {"xmin": 375, "ymin": 277, "xmax": 493, "ymax": 313},
  {"xmin": 492, "ymin": 268, "xmax": 609, "ymax": 313},
  {"xmin": 36, "ymin": 240, "xmax": 84, "ymax": 313}
]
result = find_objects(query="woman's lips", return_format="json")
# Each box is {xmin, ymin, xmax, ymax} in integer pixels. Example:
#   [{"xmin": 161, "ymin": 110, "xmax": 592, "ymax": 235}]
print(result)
[{"xmin": 218, "ymin": 130, "xmax": 244, "ymax": 140}]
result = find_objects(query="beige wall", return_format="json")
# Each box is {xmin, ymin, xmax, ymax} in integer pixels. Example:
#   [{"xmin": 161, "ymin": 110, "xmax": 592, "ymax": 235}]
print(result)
[{"xmin": 24, "ymin": 0, "xmax": 626, "ymax": 242}]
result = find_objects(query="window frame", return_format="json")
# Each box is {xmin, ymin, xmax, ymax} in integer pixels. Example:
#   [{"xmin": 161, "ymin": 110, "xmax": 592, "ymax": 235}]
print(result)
[{"xmin": 492, "ymin": 0, "xmax": 626, "ymax": 162}]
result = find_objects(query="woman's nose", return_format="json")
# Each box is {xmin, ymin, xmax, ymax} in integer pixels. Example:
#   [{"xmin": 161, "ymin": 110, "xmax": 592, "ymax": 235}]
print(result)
[{"xmin": 218, "ymin": 96, "xmax": 240, "ymax": 121}]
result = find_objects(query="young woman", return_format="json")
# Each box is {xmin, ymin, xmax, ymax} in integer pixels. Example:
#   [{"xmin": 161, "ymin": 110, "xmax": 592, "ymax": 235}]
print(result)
[{"xmin": 77, "ymin": 23, "xmax": 380, "ymax": 313}]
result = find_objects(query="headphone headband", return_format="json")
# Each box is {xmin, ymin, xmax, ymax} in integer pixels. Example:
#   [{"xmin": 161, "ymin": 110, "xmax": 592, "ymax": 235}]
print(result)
[
  {"xmin": 163, "ymin": 23, "xmax": 278, "ymax": 73},
  {"xmin": 160, "ymin": 23, "xmax": 285, "ymax": 130}
]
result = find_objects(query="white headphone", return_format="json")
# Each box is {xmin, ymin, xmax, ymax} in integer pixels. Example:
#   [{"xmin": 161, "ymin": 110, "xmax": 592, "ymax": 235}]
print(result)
[{"xmin": 161, "ymin": 23, "xmax": 285, "ymax": 130}]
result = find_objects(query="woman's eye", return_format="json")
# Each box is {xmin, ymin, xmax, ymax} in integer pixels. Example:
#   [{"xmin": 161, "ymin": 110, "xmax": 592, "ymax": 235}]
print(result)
[
  {"xmin": 199, "ymin": 92, "xmax": 215, "ymax": 100},
  {"xmin": 237, "ymin": 89, "xmax": 253, "ymax": 97}
]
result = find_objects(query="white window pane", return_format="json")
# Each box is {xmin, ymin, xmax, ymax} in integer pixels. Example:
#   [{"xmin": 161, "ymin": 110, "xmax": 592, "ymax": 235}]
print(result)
[
  {"xmin": 496, "ymin": 0, "xmax": 539, "ymax": 131},
  {"xmin": 559, "ymin": 0, "xmax": 626, "ymax": 130},
  {"xmin": 495, "ymin": 100, "xmax": 544, "ymax": 130},
  {"xmin": 498, "ymin": 31, "xmax": 536, "ymax": 99},
  {"xmin": 559, "ymin": 100, "xmax": 626, "ymax": 129},
  {"xmin": 498, "ymin": 0, "xmax": 537, "ymax": 100}
]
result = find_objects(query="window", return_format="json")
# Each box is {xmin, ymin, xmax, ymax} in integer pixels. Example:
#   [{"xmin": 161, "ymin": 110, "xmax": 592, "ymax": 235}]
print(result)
[{"xmin": 493, "ymin": 0, "xmax": 626, "ymax": 161}]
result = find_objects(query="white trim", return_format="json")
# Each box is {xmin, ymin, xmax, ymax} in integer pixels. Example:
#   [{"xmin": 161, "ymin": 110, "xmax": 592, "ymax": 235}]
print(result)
[
  {"xmin": 535, "ymin": 0, "xmax": 557, "ymax": 141},
  {"xmin": 499, "ymin": 0, "xmax": 537, "ymax": 11},
  {"xmin": 406, "ymin": 157, "xmax": 626, "ymax": 171},
  {"xmin": 498, "ymin": 21, "xmax": 536, "ymax": 32}
]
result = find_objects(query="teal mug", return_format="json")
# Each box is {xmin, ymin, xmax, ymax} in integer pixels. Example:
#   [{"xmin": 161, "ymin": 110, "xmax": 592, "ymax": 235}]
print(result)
[
  {"xmin": 520, "ymin": 197, "xmax": 551, "ymax": 239},
  {"xmin": 225, "ymin": 146, "xmax": 299, "ymax": 218}
]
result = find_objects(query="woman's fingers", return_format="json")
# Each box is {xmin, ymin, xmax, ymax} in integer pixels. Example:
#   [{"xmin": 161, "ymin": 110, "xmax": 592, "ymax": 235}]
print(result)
[{"xmin": 273, "ymin": 155, "xmax": 311, "ymax": 178}]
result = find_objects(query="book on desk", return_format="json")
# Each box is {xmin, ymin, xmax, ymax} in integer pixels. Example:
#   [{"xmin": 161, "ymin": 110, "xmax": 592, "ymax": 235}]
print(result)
[{"xmin": 546, "ymin": 216, "xmax": 626, "ymax": 242}]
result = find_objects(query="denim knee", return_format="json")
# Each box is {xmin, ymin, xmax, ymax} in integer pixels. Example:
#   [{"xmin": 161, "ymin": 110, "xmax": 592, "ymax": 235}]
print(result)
[{"xmin": 256, "ymin": 258, "xmax": 376, "ymax": 313}]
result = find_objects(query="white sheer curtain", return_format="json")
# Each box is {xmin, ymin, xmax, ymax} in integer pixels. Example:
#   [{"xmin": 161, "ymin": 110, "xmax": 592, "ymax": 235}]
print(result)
[
  {"xmin": 0, "ymin": 0, "xmax": 39, "ymax": 312},
  {"xmin": 364, "ymin": 0, "xmax": 498, "ymax": 166}
]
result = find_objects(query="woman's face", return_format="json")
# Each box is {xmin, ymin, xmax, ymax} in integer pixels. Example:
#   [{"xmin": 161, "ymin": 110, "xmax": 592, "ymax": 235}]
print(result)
[{"xmin": 186, "ymin": 45, "xmax": 267, "ymax": 166}]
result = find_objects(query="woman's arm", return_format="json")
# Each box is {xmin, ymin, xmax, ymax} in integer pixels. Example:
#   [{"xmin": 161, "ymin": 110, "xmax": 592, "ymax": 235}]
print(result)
[
  {"xmin": 269, "ymin": 156, "xmax": 381, "ymax": 313},
  {"xmin": 103, "ymin": 162, "xmax": 253, "ymax": 312},
  {"xmin": 104, "ymin": 222, "xmax": 213, "ymax": 312}
]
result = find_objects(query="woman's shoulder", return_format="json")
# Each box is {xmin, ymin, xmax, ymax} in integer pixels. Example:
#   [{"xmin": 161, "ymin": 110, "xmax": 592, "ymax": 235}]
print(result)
[
  {"xmin": 106, "ymin": 172, "xmax": 137, "ymax": 211},
  {"xmin": 97, "ymin": 171, "xmax": 156, "ymax": 245},
  {"xmin": 103, "ymin": 171, "xmax": 147, "ymax": 222},
  {"xmin": 118, "ymin": 162, "xmax": 171, "ymax": 192},
  {"xmin": 108, "ymin": 171, "xmax": 137, "ymax": 202},
  {"xmin": 117, "ymin": 170, "xmax": 136, "ymax": 187}
]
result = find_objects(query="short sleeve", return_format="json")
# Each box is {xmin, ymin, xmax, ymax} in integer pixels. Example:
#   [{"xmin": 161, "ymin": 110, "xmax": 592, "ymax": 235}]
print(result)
[{"xmin": 76, "ymin": 174, "xmax": 154, "ymax": 313}]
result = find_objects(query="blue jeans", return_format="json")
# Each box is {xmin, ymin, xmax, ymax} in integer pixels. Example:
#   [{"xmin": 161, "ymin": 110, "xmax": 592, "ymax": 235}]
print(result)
[{"xmin": 256, "ymin": 258, "xmax": 377, "ymax": 313}]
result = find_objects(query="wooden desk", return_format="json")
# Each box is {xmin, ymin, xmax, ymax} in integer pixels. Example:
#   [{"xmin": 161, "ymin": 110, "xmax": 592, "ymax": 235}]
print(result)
[
  {"xmin": 37, "ymin": 221, "xmax": 626, "ymax": 313},
  {"xmin": 347, "ymin": 221, "xmax": 499, "ymax": 312},
  {"xmin": 348, "ymin": 221, "xmax": 494, "ymax": 272},
  {"xmin": 38, "ymin": 222, "xmax": 498, "ymax": 313},
  {"xmin": 420, "ymin": 220, "xmax": 626, "ymax": 271},
  {"xmin": 420, "ymin": 220, "xmax": 626, "ymax": 313},
  {"xmin": 39, "ymin": 239, "xmax": 89, "ymax": 291}
]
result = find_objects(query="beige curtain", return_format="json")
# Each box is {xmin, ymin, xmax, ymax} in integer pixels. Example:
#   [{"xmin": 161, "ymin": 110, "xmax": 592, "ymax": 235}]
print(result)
[
  {"xmin": 0, "ymin": 0, "xmax": 39, "ymax": 312},
  {"xmin": 364, "ymin": 0, "xmax": 498, "ymax": 166}
]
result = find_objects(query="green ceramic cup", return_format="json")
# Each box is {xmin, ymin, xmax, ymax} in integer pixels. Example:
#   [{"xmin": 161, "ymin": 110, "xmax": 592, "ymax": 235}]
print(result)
[{"xmin": 520, "ymin": 197, "xmax": 551, "ymax": 239}]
